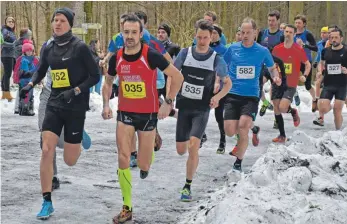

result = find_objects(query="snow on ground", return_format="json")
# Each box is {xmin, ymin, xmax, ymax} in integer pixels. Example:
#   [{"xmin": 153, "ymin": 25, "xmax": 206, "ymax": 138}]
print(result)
[
  {"xmin": 182, "ymin": 128, "xmax": 347, "ymax": 224},
  {"xmin": 1, "ymin": 87, "xmax": 347, "ymax": 224}
]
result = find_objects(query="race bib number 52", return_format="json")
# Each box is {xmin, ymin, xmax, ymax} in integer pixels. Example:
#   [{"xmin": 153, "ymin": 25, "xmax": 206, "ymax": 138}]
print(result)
[
  {"xmin": 121, "ymin": 81, "xmax": 146, "ymax": 99},
  {"xmin": 327, "ymin": 64, "xmax": 342, "ymax": 75},
  {"xmin": 181, "ymin": 82, "xmax": 204, "ymax": 100},
  {"xmin": 51, "ymin": 69, "xmax": 70, "ymax": 88},
  {"xmin": 237, "ymin": 66, "xmax": 255, "ymax": 79},
  {"xmin": 284, "ymin": 63, "xmax": 292, "ymax": 75}
]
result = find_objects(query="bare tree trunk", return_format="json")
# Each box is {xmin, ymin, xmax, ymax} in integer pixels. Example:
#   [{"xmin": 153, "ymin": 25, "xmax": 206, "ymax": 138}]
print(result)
[
  {"xmin": 35, "ymin": 1, "xmax": 39, "ymax": 53},
  {"xmin": 288, "ymin": 2, "xmax": 304, "ymax": 24},
  {"xmin": 84, "ymin": 1, "xmax": 93, "ymax": 44}
]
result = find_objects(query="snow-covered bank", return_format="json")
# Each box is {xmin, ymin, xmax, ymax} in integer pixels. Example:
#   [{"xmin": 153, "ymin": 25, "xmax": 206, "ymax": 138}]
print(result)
[{"xmin": 183, "ymin": 128, "xmax": 347, "ymax": 224}]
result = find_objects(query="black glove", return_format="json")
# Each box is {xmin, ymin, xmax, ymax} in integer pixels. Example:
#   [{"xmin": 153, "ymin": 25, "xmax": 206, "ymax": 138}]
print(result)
[
  {"xmin": 313, "ymin": 62, "xmax": 318, "ymax": 69},
  {"xmin": 20, "ymin": 84, "xmax": 33, "ymax": 99},
  {"xmin": 58, "ymin": 89, "xmax": 76, "ymax": 104}
]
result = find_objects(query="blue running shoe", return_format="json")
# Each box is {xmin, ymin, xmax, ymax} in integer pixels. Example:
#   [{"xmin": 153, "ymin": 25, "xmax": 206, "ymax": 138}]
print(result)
[
  {"xmin": 130, "ymin": 155, "xmax": 137, "ymax": 168},
  {"xmin": 232, "ymin": 163, "xmax": 242, "ymax": 172},
  {"xmin": 294, "ymin": 91, "xmax": 301, "ymax": 106},
  {"xmin": 180, "ymin": 188, "xmax": 192, "ymax": 202},
  {"xmin": 37, "ymin": 200, "xmax": 54, "ymax": 220},
  {"xmin": 82, "ymin": 130, "xmax": 91, "ymax": 150}
]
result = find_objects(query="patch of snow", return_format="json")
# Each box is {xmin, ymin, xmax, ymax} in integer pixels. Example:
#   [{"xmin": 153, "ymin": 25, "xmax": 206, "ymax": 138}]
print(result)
[{"xmin": 182, "ymin": 128, "xmax": 347, "ymax": 224}]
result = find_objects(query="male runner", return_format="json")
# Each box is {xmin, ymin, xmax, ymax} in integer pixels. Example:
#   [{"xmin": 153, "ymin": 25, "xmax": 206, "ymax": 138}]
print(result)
[
  {"xmin": 257, "ymin": 10, "xmax": 283, "ymax": 116},
  {"xmin": 223, "ymin": 17, "xmax": 281, "ymax": 172},
  {"xmin": 280, "ymin": 23, "xmax": 287, "ymax": 31},
  {"xmin": 294, "ymin": 14, "xmax": 318, "ymax": 112},
  {"xmin": 101, "ymin": 14, "xmax": 183, "ymax": 223},
  {"xmin": 314, "ymin": 28, "xmax": 347, "ymax": 129},
  {"xmin": 175, "ymin": 19, "xmax": 231, "ymax": 201},
  {"xmin": 20, "ymin": 8, "xmax": 100, "ymax": 219},
  {"xmin": 210, "ymin": 24, "xmax": 229, "ymax": 153},
  {"xmin": 272, "ymin": 24, "xmax": 311, "ymax": 142}
]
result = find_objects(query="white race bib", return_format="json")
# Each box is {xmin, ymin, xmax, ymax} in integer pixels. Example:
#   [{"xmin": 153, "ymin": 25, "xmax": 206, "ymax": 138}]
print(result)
[
  {"xmin": 327, "ymin": 64, "xmax": 342, "ymax": 75},
  {"xmin": 181, "ymin": 82, "xmax": 204, "ymax": 100},
  {"xmin": 237, "ymin": 66, "xmax": 255, "ymax": 79}
]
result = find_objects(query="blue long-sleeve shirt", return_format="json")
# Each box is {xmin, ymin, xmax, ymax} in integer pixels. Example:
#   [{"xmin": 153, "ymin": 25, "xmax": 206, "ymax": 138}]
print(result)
[{"xmin": 314, "ymin": 39, "xmax": 327, "ymax": 63}]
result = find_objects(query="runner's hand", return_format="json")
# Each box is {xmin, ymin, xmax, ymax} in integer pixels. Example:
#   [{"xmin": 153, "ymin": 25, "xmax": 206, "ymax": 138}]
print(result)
[
  {"xmin": 102, "ymin": 106, "xmax": 113, "ymax": 120},
  {"xmin": 296, "ymin": 38, "xmax": 303, "ymax": 46},
  {"xmin": 299, "ymin": 75, "xmax": 306, "ymax": 83},
  {"xmin": 213, "ymin": 82, "xmax": 220, "ymax": 94},
  {"xmin": 158, "ymin": 103, "xmax": 172, "ymax": 119},
  {"xmin": 210, "ymin": 96, "xmax": 220, "ymax": 109},
  {"xmin": 316, "ymin": 71, "xmax": 322, "ymax": 79},
  {"xmin": 342, "ymin": 66, "xmax": 347, "ymax": 74},
  {"xmin": 99, "ymin": 59, "xmax": 106, "ymax": 67},
  {"xmin": 273, "ymin": 76, "xmax": 282, "ymax": 86}
]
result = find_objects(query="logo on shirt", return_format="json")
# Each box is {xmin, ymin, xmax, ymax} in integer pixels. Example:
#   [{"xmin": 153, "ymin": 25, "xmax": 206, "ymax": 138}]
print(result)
[
  {"xmin": 62, "ymin": 57, "xmax": 70, "ymax": 61},
  {"xmin": 341, "ymin": 54, "xmax": 344, "ymax": 57},
  {"xmin": 121, "ymin": 65, "xmax": 131, "ymax": 73}
]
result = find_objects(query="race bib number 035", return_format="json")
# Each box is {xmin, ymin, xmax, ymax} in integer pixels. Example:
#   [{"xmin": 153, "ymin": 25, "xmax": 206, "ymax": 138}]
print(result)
[
  {"xmin": 182, "ymin": 82, "xmax": 204, "ymax": 100},
  {"xmin": 284, "ymin": 63, "xmax": 292, "ymax": 75},
  {"xmin": 237, "ymin": 66, "xmax": 255, "ymax": 79},
  {"xmin": 327, "ymin": 64, "xmax": 342, "ymax": 75},
  {"xmin": 51, "ymin": 69, "xmax": 70, "ymax": 88},
  {"xmin": 121, "ymin": 81, "xmax": 146, "ymax": 99}
]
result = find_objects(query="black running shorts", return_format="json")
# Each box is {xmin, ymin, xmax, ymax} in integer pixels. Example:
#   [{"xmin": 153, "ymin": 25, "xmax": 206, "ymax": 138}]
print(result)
[
  {"xmin": 282, "ymin": 87, "xmax": 296, "ymax": 102},
  {"xmin": 117, "ymin": 111, "xmax": 158, "ymax": 131},
  {"xmin": 42, "ymin": 105, "xmax": 86, "ymax": 144},
  {"xmin": 320, "ymin": 86, "xmax": 347, "ymax": 101},
  {"xmin": 271, "ymin": 85, "xmax": 284, "ymax": 100},
  {"xmin": 224, "ymin": 94, "xmax": 259, "ymax": 121},
  {"xmin": 176, "ymin": 108, "xmax": 210, "ymax": 142}
]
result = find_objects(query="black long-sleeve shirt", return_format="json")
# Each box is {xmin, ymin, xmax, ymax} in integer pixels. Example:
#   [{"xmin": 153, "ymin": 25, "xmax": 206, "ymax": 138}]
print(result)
[{"xmin": 31, "ymin": 36, "xmax": 100, "ymax": 111}]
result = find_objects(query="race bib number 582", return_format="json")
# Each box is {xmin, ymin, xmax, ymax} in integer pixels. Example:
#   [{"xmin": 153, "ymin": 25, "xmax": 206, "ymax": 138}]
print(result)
[
  {"xmin": 237, "ymin": 66, "xmax": 255, "ymax": 79},
  {"xmin": 51, "ymin": 69, "xmax": 70, "ymax": 88},
  {"xmin": 181, "ymin": 82, "xmax": 204, "ymax": 100},
  {"xmin": 327, "ymin": 64, "xmax": 342, "ymax": 75},
  {"xmin": 121, "ymin": 81, "xmax": 146, "ymax": 99}
]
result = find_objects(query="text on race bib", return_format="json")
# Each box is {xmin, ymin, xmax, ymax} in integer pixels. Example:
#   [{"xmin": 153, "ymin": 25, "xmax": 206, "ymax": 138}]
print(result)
[
  {"xmin": 236, "ymin": 66, "xmax": 255, "ymax": 79},
  {"xmin": 51, "ymin": 69, "xmax": 70, "ymax": 88},
  {"xmin": 327, "ymin": 64, "xmax": 342, "ymax": 75},
  {"xmin": 121, "ymin": 81, "xmax": 146, "ymax": 99},
  {"xmin": 181, "ymin": 82, "xmax": 204, "ymax": 100},
  {"xmin": 284, "ymin": 63, "xmax": 292, "ymax": 75}
]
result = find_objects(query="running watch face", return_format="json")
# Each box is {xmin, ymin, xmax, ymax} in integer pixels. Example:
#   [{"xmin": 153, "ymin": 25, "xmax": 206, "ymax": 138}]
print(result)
[{"xmin": 165, "ymin": 98, "xmax": 173, "ymax": 104}]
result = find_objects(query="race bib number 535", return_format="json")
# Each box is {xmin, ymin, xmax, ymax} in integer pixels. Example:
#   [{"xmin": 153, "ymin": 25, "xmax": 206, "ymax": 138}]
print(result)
[
  {"xmin": 237, "ymin": 66, "xmax": 255, "ymax": 79},
  {"xmin": 121, "ymin": 81, "xmax": 146, "ymax": 99},
  {"xmin": 181, "ymin": 82, "xmax": 204, "ymax": 100},
  {"xmin": 51, "ymin": 69, "xmax": 70, "ymax": 88},
  {"xmin": 327, "ymin": 64, "xmax": 342, "ymax": 75}
]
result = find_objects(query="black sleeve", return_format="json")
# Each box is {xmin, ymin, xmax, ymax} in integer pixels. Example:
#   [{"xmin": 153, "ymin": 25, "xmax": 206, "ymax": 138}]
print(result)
[
  {"xmin": 174, "ymin": 45, "xmax": 181, "ymax": 57},
  {"xmin": 108, "ymin": 53, "xmax": 117, "ymax": 76},
  {"xmin": 273, "ymin": 55, "xmax": 287, "ymax": 85},
  {"xmin": 321, "ymin": 48, "xmax": 326, "ymax": 61},
  {"xmin": 147, "ymin": 48, "xmax": 170, "ymax": 71},
  {"xmin": 77, "ymin": 42, "xmax": 101, "ymax": 92},
  {"xmin": 257, "ymin": 30, "xmax": 263, "ymax": 44},
  {"xmin": 31, "ymin": 46, "xmax": 50, "ymax": 86},
  {"xmin": 305, "ymin": 31, "xmax": 318, "ymax": 52}
]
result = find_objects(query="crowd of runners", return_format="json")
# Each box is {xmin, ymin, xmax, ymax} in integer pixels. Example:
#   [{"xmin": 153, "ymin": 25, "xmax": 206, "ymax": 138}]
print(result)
[{"xmin": 2, "ymin": 6, "xmax": 347, "ymax": 224}]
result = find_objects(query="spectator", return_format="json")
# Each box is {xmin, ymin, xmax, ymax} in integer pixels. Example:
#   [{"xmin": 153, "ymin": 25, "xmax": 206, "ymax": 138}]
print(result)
[
  {"xmin": 1, "ymin": 16, "xmax": 17, "ymax": 101},
  {"xmin": 89, "ymin": 39, "xmax": 103, "ymax": 95}
]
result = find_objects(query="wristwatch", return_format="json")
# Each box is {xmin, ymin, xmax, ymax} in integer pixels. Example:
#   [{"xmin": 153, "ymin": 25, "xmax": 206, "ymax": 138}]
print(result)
[{"xmin": 165, "ymin": 97, "xmax": 174, "ymax": 105}]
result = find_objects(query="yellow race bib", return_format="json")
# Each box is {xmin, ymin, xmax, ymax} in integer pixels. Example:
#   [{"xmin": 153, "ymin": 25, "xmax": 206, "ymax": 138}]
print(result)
[
  {"xmin": 284, "ymin": 63, "xmax": 292, "ymax": 75},
  {"xmin": 51, "ymin": 69, "xmax": 71, "ymax": 88},
  {"xmin": 121, "ymin": 81, "xmax": 146, "ymax": 99}
]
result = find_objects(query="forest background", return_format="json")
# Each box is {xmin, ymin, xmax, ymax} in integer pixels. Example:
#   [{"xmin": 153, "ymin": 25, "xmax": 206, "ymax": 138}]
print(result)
[{"xmin": 1, "ymin": 1, "xmax": 347, "ymax": 55}]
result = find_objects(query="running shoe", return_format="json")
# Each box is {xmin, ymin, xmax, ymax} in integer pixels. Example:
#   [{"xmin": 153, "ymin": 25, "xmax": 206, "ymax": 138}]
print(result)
[
  {"xmin": 259, "ymin": 104, "xmax": 268, "ymax": 116},
  {"xmin": 37, "ymin": 200, "xmax": 54, "ymax": 220},
  {"xmin": 294, "ymin": 91, "xmax": 301, "ymax": 106},
  {"xmin": 216, "ymin": 142, "xmax": 226, "ymax": 154},
  {"xmin": 200, "ymin": 133, "xmax": 207, "ymax": 148},
  {"xmin": 251, "ymin": 126, "xmax": 260, "ymax": 146},
  {"xmin": 291, "ymin": 108, "xmax": 300, "ymax": 127},
  {"xmin": 180, "ymin": 188, "xmax": 192, "ymax": 202},
  {"xmin": 52, "ymin": 177, "xmax": 60, "ymax": 191},
  {"xmin": 140, "ymin": 170, "xmax": 149, "ymax": 179},
  {"xmin": 112, "ymin": 205, "xmax": 132, "ymax": 224},
  {"xmin": 313, "ymin": 117, "xmax": 324, "ymax": 126},
  {"xmin": 272, "ymin": 135, "xmax": 287, "ymax": 143},
  {"xmin": 82, "ymin": 130, "xmax": 91, "ymax": 150},
  {"xmin": 130, "ymin": 155, "xmax": 137, "ymax": 168},
  {"xmin": 232, "ymin": 163, "xmax": 242, "ymax": 172},
  {"xmin": 312, "ymin": 99, "xmax": 318, "ymax": 112}
]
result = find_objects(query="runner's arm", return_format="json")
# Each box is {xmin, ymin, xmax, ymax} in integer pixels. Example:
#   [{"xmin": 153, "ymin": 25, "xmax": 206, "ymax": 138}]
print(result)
[
  {"xmin": 304, "ymin": 32, "xmax": 318, "ymax": 52},
  {"xmin": 163, "ymin": 64, "xmax": 183, "ymax": 100},
  {"xmin": 267, "ymin": 65, "xmax": 280, "ymax": 80},
  {"xmin": 103, "ymin": 54, "xmax": 116, "ymax": 108},
  {"xmin": 303, "ymin": 60, "xmax": 311, "ymax": 77},
  {"xmin": 30, "ymin": 47, "xmax": 50, "ymax": 86}
]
